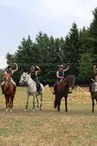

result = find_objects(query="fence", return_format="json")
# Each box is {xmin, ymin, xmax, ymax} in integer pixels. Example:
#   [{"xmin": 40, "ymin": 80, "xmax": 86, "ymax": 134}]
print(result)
[{"xmin": 0, "ymin": 85, "xmax": 91, "ymax": 106}]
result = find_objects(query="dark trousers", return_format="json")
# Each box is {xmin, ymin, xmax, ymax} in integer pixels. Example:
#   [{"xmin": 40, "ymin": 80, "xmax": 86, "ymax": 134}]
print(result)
[{"xmin": 35, "ymin": 79, "xmax": 42, "ymax": 92}]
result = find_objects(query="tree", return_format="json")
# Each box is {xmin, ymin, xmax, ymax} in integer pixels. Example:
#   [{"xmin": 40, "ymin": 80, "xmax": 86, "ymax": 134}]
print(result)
[
  {"xmin": 89, "ymin": 8, "xmax": 97, "ymax": 56},
  {"xmin": 78, "ymin": 53, "xmax": 93, "ymax": 83},
  {"xmin": 65, "ymin": 23, "xmax": 80, "ymax": 75}
]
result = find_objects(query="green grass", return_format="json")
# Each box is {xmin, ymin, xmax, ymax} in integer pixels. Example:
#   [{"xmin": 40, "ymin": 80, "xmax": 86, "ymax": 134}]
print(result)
[{"xmin": 0, "ymin": 87, "xmax": 96, "ymax": 146}]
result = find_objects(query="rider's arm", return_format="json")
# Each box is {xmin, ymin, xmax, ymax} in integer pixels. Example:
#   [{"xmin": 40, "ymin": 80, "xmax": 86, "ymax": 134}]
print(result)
[
  {"xmin": 63, "ymin": 66, "xmax": 70, "ymax": 72},
  {"xmin": 36, "ymin": 66, "xmax": 41, "ymax": 73},
  {"xmin": 56, "ymin": 71, "xmax": 63, "ymax": 79},
  {"xmin": 13, "ymin": 63, "xmax": 18, "ymax": 72}
]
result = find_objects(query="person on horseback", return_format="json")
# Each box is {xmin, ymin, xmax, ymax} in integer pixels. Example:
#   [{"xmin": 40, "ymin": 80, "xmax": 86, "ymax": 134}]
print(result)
[
  {"xmin": 30, "ymin": 65, "xmax": 42, "ymax": 93},
  {"xmin": 53, "ymin": 64, "xmax": 71, "ymax": 94},
  {"xmin": 1, "ymin": 63, "xmax": 18, "ymax": 94}
]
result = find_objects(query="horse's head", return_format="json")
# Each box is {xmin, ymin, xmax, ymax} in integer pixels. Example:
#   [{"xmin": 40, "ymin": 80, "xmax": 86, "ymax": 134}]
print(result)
[
  {"xmin": 65, "ymin": 75, "xmax": 75, "ymax": 89},
  {"xmin": 4, "ymin": 74, "xmax": 11, "ymax": 87},
  {"xmin": 19, "ymin": 72, "xmax": 29, "ymax": 85}
]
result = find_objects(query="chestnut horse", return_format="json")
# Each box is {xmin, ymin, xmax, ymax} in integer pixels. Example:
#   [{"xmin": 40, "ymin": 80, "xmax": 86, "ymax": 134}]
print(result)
[
  {"xmin": 3, "ymin": 74, "xmax": 15, "ymax": 112},
  {"xmin": 54, "ymin": 75, "xmax": 75, "ymax": 112}
]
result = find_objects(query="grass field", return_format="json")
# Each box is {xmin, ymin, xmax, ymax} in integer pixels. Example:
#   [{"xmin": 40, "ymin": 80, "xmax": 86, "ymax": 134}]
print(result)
[{"xmin": 0, "ymin": 87, "xmax": 97, "ymax": 146}]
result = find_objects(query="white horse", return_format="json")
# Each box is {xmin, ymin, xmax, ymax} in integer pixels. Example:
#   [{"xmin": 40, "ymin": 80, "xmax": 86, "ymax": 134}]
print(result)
[{"xmin": 19, "ymin": 72, "xmax": 44, "ymax": 111}]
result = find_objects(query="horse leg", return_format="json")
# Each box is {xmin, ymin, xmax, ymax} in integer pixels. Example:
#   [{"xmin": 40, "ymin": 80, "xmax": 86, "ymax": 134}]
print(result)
[
  {"xmin": 65, "ymin": 97, "xmax": 68, "ymax": 112},
  {"xmin": 54, "ymin": 95, "xmax": 57, "ymax": 108},
  {"xmin": 12, "ymin": 96, "xmax": 14, "ymax": 109},
  {"xmin": 36, "ymin": 96, "xmax": 39, "ymax": 110},
  {"xmin": 25, "ymin": 94, "xmax": 30, "ymax": 111},
  {"xmin": 32, "ymin": 95, "xmax": 35, "ymax": 112},
  {"xmin": 9, "ymin": 96, "xmax": 13, "ymax": 112},
  {"xmin": 40, "ymin": 94, "xmax": 43, "ymax": 110},
  {"xmin": 5, "ymin": 96, "xmax": 8, "ymax": 111},
  {"xmin": 92, "ymin": 98, "xmax": 95, "ymax": 113},
  {"xmin": 57, "ymin": 98, "xmax": 61, "ymax": 112}
]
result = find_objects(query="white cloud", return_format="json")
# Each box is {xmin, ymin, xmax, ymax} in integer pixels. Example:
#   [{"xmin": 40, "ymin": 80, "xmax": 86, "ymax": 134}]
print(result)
[{"xmin": 0, "ymin": 0, "xmax": 97, "ymax": 67}]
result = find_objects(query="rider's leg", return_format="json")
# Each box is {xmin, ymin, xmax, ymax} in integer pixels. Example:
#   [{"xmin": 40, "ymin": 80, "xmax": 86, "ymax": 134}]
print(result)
[
  {"xmin": 36, "ymin": 79, "xmax": 42, "ymax": 92},
  {"xmin": 38, "ymin": 80, "xmax": 42, "ymax": 92},
  {"xmin": 53, "ymin": 81, "xmax": 58, "ymax": 94},
  {"xmin": 1, "ymin": 81, "xmax": 5, "ymax": 94},
  {"xmin": 89, "ymin": 83, "xmax": 93, "ymax": 92}
]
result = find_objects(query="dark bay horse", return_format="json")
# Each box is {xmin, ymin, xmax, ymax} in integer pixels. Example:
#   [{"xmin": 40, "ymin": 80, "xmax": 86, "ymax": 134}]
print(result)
[
  {"xmin": 54, "ymin": 75, "xmax": 75, "ymax": 112},
  {"xmin": 90, "ymin": 92, "xmax": 97, "ymax": 112},
  {"xmin": 3, "ymin": 74, "xmax": 15, "ymax": 112},
  {"xmin": 90, "ymin": 81, "xmax": 97, "ymax": 112}
]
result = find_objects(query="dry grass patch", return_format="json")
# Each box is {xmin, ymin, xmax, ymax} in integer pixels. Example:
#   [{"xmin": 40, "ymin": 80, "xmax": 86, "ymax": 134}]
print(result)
[{"xmin": 0, "ymin": 87, "xmax": 96, "ymax": 146}]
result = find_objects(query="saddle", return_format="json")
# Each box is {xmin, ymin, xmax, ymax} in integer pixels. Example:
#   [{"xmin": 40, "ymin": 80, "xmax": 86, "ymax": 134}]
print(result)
[{"xmin": 56, "ymin": 82, "xmax": 61, "ymax": 89}]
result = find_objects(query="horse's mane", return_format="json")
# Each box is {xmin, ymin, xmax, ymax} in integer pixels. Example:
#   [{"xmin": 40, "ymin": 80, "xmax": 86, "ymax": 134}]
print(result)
[
  {"xmin": 62, "ymin": 75, "xmax": 74, "ymax": 84},
  {"xmin": 59, "ymin": 75, "xmax": 75, "ymax": 91},
  {"xmin": 4, "ymin": 73, "xmax": 11, "ymax": 79}
]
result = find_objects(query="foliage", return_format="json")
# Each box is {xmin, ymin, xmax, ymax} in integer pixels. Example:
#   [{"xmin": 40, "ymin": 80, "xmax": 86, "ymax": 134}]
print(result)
[{"xmin": 5, "ymin": 7, "xmax": 97, "ymax": 84}]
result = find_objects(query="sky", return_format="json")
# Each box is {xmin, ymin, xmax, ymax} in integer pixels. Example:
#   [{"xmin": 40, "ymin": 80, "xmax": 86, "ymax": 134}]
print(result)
[{"xmin": 0, "ymin": 0, "xmax": 97, "ymax": 68}]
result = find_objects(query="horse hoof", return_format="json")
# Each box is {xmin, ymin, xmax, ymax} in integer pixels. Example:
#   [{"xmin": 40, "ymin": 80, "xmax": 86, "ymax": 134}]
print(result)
[
  {"xmin": 24, "ymin": 109, "xmax": 27, "ymax": 112},
  {"xmin": 32, "ymin": 109, "xmax": 35, "ymax": 112},
  {"xmin": 92, "ymin": 110, "xmax": 94, "ymax": 113},
  {"xmin": 57, "ymin": 109, "xmax": 60, "ymax": 112},
  {"xmin": 36, "ymin": 108, "xmax": 39, "ymax": 111},
  {"xmin": 6, "ymin": 108, "xmax": 8, "ymax": 112},
  {"xmin": 66, "ymin": 110, "xmax": 68, "ymax": 112},
  {"xmin": 10, "ymin": 109, "xmax": 13, "ymax": 112}
]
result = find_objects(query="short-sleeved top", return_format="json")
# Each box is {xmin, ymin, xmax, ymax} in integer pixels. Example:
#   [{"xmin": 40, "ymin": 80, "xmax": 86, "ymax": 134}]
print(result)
[
  {"xmin": 30, "ymin": 71, "xmax": 38, "ymax": 80},
  {"xmin": 5, "ymin": 70, "xmax": 14, "ymax": 78},
  {"xmin": 56, "ymin": 70, "xmax": 64, "ymax": 80}
]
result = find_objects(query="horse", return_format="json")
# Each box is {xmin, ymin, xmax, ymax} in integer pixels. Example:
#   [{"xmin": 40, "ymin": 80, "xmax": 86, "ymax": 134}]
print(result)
[
  {"xmin": 19, "ymin": 72, "xmax": 44, "ymax": 111},
  {"xmin": 3, "ymin": 74, "xmax": 15, "ymax": 112},
  {"xmin": 54, "ymin": 75, "xmax": 75, "ymax": 112},
  {"xmin": 90, "ymin": 81, "xmax": 97, "ymax": 112}
]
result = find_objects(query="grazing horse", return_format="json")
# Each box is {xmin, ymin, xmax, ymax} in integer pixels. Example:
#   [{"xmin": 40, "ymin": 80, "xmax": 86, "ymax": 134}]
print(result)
[
  {"xmin": 3, "ymin": 74, "xmax": 15, "ymax": 112},
  {"xmin": 19, "ymin": 72, "xmax": 44, "ymax": 111},
  {"xmin": 90, "ymin": 81, "xmax": 97, "ymax": 112},
  {"xmin": 54, "ymin": 75, "xmax": 75, "ymax": 112}
]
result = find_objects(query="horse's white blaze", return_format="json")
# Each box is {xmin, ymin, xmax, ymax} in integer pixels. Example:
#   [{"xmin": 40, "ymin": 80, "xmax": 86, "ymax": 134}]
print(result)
[{"xmin": 19, "ymin": 72, "xmax": 44, "ymax": 111}]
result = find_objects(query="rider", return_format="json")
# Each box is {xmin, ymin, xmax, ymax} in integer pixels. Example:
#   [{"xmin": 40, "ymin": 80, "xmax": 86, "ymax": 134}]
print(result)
[
  {"xmin": 30, "ymin": 65, "xmax": 42, "ymax": 93},
  {"xmin": 53, "ymin": 64, "xmax": 71, "ymax": 94},
  {"xmin": 1, "ymin": 63, "xmax": 18, "ymax": 94}
]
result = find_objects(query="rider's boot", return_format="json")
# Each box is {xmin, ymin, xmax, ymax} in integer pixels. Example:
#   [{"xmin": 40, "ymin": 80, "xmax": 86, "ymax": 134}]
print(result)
[
  {"xmin": 1, "ymin": 86, "xmax": 4, "ymax": 94},
  {"xmin": 14, "ymin": 86, "xmax": 16, "ymax": 94},
  {"xmin": 53, "ymin": 85, "xmax": 57, "ymax": 94}
]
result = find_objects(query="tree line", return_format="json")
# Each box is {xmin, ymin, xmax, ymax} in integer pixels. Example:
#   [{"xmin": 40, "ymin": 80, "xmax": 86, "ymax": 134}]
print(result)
[{"xmin": 3, "ymin": 8, "xmax": 97, "ymax": 85}]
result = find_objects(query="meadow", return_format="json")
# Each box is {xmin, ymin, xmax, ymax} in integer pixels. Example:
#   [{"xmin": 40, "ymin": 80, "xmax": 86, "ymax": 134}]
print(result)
[{"xmin": 0, "ymin": 87, "xmax": 97, "ymax": 146}]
